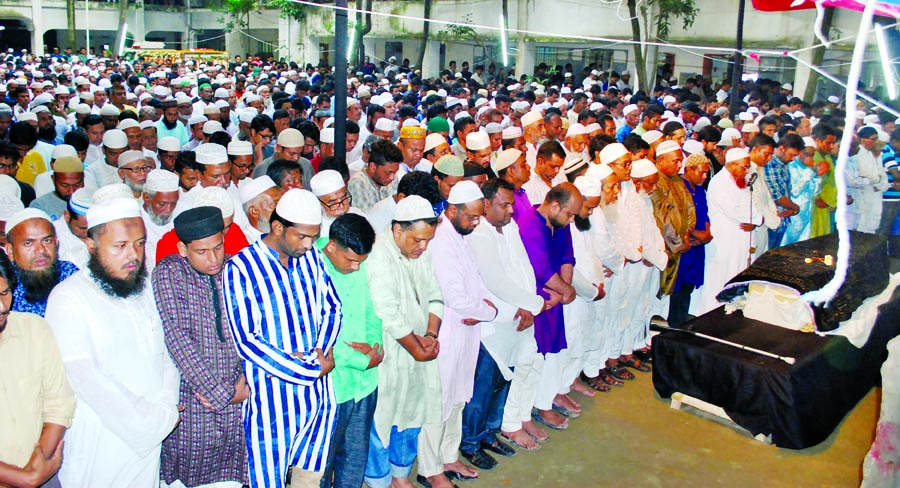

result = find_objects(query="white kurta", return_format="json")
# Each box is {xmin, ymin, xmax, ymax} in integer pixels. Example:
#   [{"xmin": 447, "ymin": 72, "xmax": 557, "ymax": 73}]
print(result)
[
  {"xmin": 84, "ymin": 160, "xmax": 122, "ymax": 191},
  {"xmin": 45, "ymin": 270, "xmax": 181, "ymax": 488},
  {"xmin": 141, "ymin": 206, "xmax": 173, "ymax": 274},
  {"xmin": 698, "ymin": 170, "xmax": 765, "ymax": 315},
  {"xmin": 53, "ymin": 218, "xmax": 89, "ymax": 269},
  {"xmin": 848, "ymin": 150, "xmax": 889, "ymax": 233}
]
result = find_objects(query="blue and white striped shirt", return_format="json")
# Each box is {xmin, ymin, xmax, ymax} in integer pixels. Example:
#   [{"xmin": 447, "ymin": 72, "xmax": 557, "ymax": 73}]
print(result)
[{"xmin": 224, "ymin": 239, "xmax": 342, "ymax": 488}]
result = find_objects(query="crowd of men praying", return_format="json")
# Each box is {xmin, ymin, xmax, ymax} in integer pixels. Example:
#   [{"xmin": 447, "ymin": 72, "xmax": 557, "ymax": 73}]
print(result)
[{"xmin": 0, "ymin": 50, "xmax": 893, "ymax": 488}]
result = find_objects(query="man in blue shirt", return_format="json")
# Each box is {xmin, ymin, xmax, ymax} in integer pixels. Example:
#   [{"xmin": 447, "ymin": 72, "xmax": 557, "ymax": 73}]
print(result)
[
  {"xmin": 879, "ymin": 129, "xmax": 900, "ymax": 250},
  {"xmin": 4, "ymin": 208, "xmax": 78, "ymax": 317}
]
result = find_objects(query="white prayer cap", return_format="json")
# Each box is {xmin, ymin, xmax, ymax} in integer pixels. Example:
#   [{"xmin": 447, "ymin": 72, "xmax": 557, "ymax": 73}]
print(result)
[
  {"xmin": 662, "ymin": 95, "xmax": 677, "ymax": 105},
  {"xmin": 803, "ymin": 136, "xmax": 816, "ymax": 148},
  {"xmin": 144, "ymin": 169, "xmax": 180, "ymax": 193},
  {"xmin": 747, "ymin": 106, "xmax": 760, "ymax": 115},
  {"xmin": 590, "ymin": 102, "xmax": 604, "ymax": 112},
  {"xmin": 323, "ymin": 117, "xmax": 336, "ymax": 128},
  {"xmin": 52, "ymin": 144, "xmax": 77, "ymax": 160},
  {"xmin": 584, "ymin": 162, "xmax": 613, "ymax": 181},
  {"xmin": 655, "ymin": 140, "xmax": 682, "ymax": 157},
  {"xmin": 828, "ymin": 95, "xmax": 840, "ymax": 104},
  {"xmin": 227, "ymin": 140, "xmax": 253, "ymax": 156},
  {"xmin": 31, "ymin": 106, "xmax": 50, "ymax": 115},
  {"xmin": 402, "ymin": 119, "xmax": 420, "ymax": 128},
  {"xmin": 447, "ymin": 180, "xmax": 484, "ymax": 205},
  {"xmin": 215, "ymin": 100, "xmax": 230, "ymax": 109},
  {"xmin": 682, "ymin": 139, "xmax": 705, "ymax": 156},
  {"xmin": 239, "ymin": 175, "xmax": 277, "ymax": 204},
  {"xmin": 573, "ymin": 176, "xmax": 602, "ymax": 198},
  {"xmin": 275, "ymin": 189, "xmax": 322, "ymax": 225},
  {"xmin": 718, "ymin": 118, "xmax": 734, "ymax": 129},
  {"xmin": 245, "ymin": 94, "xmax": 262, "ymax": 104},
  {"xmin": 585, "ymin": 123, "xmax": 601, "ymax": 134},
  {"xmin": 855, "ymin": 110, "xmax": 867, "ymax": 120},
  {"xmin": 454, "ymin": 112, "xmax": 473, "ymax": 124},
  {"xmin": 117, "ymin": 119, "xmax": 140, "ymax": 132},
  {"xmin": 630, "ymin": 159, "xmax": 658, "ymax": 178},
  {"xmin": 521, "ymin": 111, "xmax": 543, "ymax": 128},
  {"xmin": 99, "ymin": 104, "xmax": 120, "ymax": 116},
  {"xmin": 139, "ymin": 120, "xmax": 156, "ymax": 131},
  {"xmin": 394, "ymin": 195, "xmax": 434, "ymax": 222},
  {"xmin": 502, "ymin": 126, "xmax": 523, "ymax": 139},
  {"xmin": 641, "ymin": 130, "xmax": 663, "ymax": 145},
  {"xmin": 782, "ymin": 83, "xmax": 793, "ymax": 91},
  {"xmin": 320, "ymin": 128, "xmax": 335, "ymax": 144},
  {"xmin": 725, "ymin": 147, "xmax": 751, "ymax": 164},
  {"xmin": 566, "ymin": 124, "xmax": 589, "ymax": 138},
  {"xmin": 5, "ymin": 208, "xmax": 52, "ymax": 234},
  {"xmin": 175, "ymin": 93, "xmax": 192, "ymax": 104},
  {"xmin": 466, "ymin": 131, "xmax": 490, "ymax": 151},
  {"xmin": 87, "ymin": 197, "xmax": 141, "ymax": 229},
  {"xmin": 562, "ymin": 155, "xmax": 588, "ymax": 175},
  {"xmin": 203, "ymin": 120, "xmax": 224, "ymax": 135},
  {"xmin": 194, "ymin": 143, "xmax": 228, "ymax": 165},
  {"xmin": 0, "ymin": 194, "xmax": 23, "ymax": 222},
  {"xmin": 424, "ymin": 133, "xmax": 446, "ymax": 153},
  {"xmin": 623, "ymin": 104, "xmax": 639, "ymax": 116},
  {"xmin": 475, "ymin": 98, "xmax": 489, "ymax": 109},
  {"xmin": 188, "ymin": 114, "xmax": 209, "ymax": 126},
  {"xmin": 485, "ymin": 122, "xmax": 503, "ymax": 134},
  {"xmin": 741, "ymin": 123, "xmax": 760, "ymax": 134},
  {"xmin": 738, "ymin": 111, "xmax": 754, "ymax": 122},
  {"xmin": 597, "ymin": 143, "xmax": 627, "ymax": 165},
  {"xmin": 719, "ymin": 128, "xmax": 742, "ymax": 146},
  {"xmin": 54, "ymin": 86, "xmax": 70, "ymax": 96},
  {"xmin": 74, "ymin": 103, "xmax": 92, "ymax": 115},
  {"xmin": 0, "ymin": 174, "xmax": 21, "ymax": 199},
  {"xmin": 494, "ymin": 148, "xmax": 523, "ymax": 172},
  {"xmin": 357, "ymin": 86, "xmax": 371, "ymax": 98},
  {"xmin": 17, "ymin": 112, "xmax": 37, "ymax": 123},
  {"xmin": 693, "ymin": 116, "xmax": 711, "ymax": 132},
  {"xmin": 214, "ymin": 87, "xmax": 230, "ymax": 98},
  {"xmin": 192, "ymin": 186, "xmax": 235, "ymax": 218},
  {"xmin": 203, "ymin": 104, "xmax": 220, "ymax": 116},
  {"xmin": 239, "ymin": 110, "xmax": 257, "ymax": 124},
  {"xmin": 92, "ymin": 183, "xmax": 134, "ymax": 203},
  {"xmin": 560, "ymin": 87, "xmax": 572, "ymax": 94},
  {"xmin": 103, "ymin": 129, "xmax": 128, "ymax": 149},
  {"xmin": 277, "ymin": 128, "xmax": 304, "ymax": 148},
  {"xmin": 374, "ymin": 118, "xmax": 395, "ymax": 133},
  {"xmin": 309, "ymin": 170, "xmax": 346, "ymax": 198},
  {"xmin": 590, "ymin": 69, "xmax": 600, "ymax": 76},
  {"xmin": 118, "ymin": 150, "xmax": 146, "ymax": 168},
  {"xmin": 158, "ymin": 137, "xmax": 181, "ymax": 153}
]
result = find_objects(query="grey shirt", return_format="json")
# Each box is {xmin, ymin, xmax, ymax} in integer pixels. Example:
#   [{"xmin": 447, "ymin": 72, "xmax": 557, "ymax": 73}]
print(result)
[{"xmin": 30, "ymin": 191, "xmax": 68, "ymax": 221}]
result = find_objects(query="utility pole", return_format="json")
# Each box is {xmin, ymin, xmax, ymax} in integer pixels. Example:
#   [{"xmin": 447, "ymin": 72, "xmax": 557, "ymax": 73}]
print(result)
[
  {"xmin": 334, "ymin": 0, "xmax": 348, "ymax": 161},
  {"xmin": 729, "ymin": 0, "xmax": 746, "ymax": 122}
]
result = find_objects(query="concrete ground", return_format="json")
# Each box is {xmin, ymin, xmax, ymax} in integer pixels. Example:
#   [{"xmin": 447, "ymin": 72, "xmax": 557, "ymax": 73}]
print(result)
[{"xmin": 468, "ymin": 372, "xmax": 877, "ymax": 488}]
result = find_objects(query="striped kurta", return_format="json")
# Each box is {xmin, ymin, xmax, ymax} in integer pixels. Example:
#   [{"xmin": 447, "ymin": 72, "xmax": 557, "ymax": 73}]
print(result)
[{"xmin": 224, "ymin": 239, "xmax": 342, "ymax": 488}]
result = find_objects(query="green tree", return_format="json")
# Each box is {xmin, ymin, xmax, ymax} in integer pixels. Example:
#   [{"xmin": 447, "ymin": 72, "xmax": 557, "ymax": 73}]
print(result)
[
  {"xmin": 66, "ymin": 0, "xmax": 76, "ymax": 51},
  {"xmin": 627, "ymin": 0, "xmax": 698, "ymax": 92}
]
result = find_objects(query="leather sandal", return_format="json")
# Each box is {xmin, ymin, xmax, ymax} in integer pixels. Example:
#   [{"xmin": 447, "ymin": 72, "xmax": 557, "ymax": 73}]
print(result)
[
  {"xmin": 621, "ymin": 356, "xmax": 652, "ymax": 373},
  {"xmin": 608, "ymin": 365, "xmax": 635, "ymax": 381},
  {"xmin": 599, "ymin": 369, "xmax": 625, "ymax": 387},
  {"xmin": 579, "ymin": 372, "xmax": 612, "ymax": 392}
]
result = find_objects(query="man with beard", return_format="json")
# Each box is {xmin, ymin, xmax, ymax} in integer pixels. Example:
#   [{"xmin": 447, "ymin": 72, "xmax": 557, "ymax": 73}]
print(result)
[
  {"xmin": 0, "ymin": 249, "xmax": 75, "ymax": 488},
  {"xmin": 29, "ymin": 156, "xmax": 84, "ymax": 221},
  {"xmin": 698, "ymin": 148, "xmax": 764, "ymax": 314},
  {"xmin": 153, "ymin": 206, "xmax": 249, "ymax": 488},
  {"xmin": 141, "ymin": 170, "xmax": 180, "ymax": 273},
  {"xmin": 521, "ymin": 111, "xmax": 545, "ymax": 169},
  {"xmin": 5, "ymin": 209, "xmax": 79, "ymax": 316},
  {"xmin": 35, "ymin": 106, "xmax": 61, "ymax": 146},
  {"xmin": 224, "ymin": 189, "xmax": 340, "ymax": 488},
  {"xmin": 310, "ymin": 169, "xmax": 365, "ymax": 239},
  {"xmin": 118, "ymin": 150, "xmax": 153, "ymax": 199},
  {"xmin": 84, "ymin": 129, "xmax": 129, "ymax": 191},
  {"xmin": 651, "ymin": 140, "xmax": 695, "ymax": 298},
  {"xmin": 155, "ymin": 100, "xmax": 190, "ymax": 148},
  {"xmin": 563, "ymin": 124, "xmax": 590, "ymax": 161},
  {"xmin": 45, "ymin": 196, "xmax": 180, "ymax": 487},
  {"xmin": 421, "ymin": 181, "xmax": 498, "ymax": 485},
  {"xmin": 239, "ymin": 175, "xmax": 282, "ymax": 243},
  {"xmin": 348, "ymin": 138, "xmax": 401, "ymax": 212}
]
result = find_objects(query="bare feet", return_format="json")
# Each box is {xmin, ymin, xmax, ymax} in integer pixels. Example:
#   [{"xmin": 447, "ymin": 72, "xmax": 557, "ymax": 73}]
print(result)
[
  {"xmin": 501, "ymin": 429, "xmax": 541, "ymax": 450},
  {"xmin": 553, "ymin": 393, "xmax": 581, "ymax": 414},
  {"xmin": 424, "ymin": 473, "xmax": 454, "ymax": 488},
  {"xmin": 571, "ymin": 378, "xmax": 597, "ymax": 397},
  {"xmin": 444, "ymin": 460, "xmax": 477, "ymax": 478},
  {"xmin": 391, "ymin": 476, "xmax": 415, "ymax": 488},
  {"xmin": 537, "ymin": 408, "xmax": 569, "ymax": 429},
  {"xmin": 522, "ymin": 420, "xmax": 549, "ymax": 442}
]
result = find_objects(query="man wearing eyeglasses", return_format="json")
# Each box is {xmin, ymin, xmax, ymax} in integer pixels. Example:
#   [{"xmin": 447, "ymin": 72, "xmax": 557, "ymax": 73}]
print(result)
[
  {"xmin": 117, "ymin": 150, "xmax": 155, "ymax": 199},
  {"xmin": 310, "ymin": 169, "xmax": 365, "ymax": 239},
  {"xmin": 227, "ymin": 140, "xmax": 256, "ymax": 189}
]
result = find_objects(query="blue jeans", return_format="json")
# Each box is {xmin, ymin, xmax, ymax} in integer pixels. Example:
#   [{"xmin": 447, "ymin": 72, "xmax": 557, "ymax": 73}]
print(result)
[
  {"xmin": 321, "ymin": 390, "xmax": 377, "ymax": 488},
  {"xmin": 768, "ymin": 227, "xmax": 787, "ymax": 249},
  {"xmin": 364, "ymin": 424, "xmax": 420, "ymax": 488},
  {"xmin": 460, "ymin": 345, "xmax": 511, "ymax": 454}
]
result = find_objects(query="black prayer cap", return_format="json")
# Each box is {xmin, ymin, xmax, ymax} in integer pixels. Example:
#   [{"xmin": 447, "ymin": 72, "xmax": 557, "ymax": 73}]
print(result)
[{"xmin": 174, "ymin": 206, "xmax": 224, "ymax": 243}]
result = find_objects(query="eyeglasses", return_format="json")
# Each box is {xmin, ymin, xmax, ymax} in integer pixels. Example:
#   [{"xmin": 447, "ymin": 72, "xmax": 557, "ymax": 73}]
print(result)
[
  {"xmin": 0, "ymin": 160, "xmax": 18, "ymax": 170},
  {"xmin": 232, "ymin": 161, "xmax": 256, "ymax": 169},
  {"xmin": 121, "ymin": 165, "xmax": 154, "ymax": 174},
  {"xmin": 319, "ymin": 193, "xmax": 352, "ymax": 210}
]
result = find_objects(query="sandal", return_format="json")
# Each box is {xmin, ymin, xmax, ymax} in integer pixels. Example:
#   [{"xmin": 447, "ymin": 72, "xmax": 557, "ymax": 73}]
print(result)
[
  {"xmin": 580, "ymin": 372, "xmax": 612, "ymax": 392},
  {"xmin": 608, "ymin": 365, "xmax": 635, "ymax": 381},
  {"xmin": 599, "ymin": 369, "xmax": 625, "ymax": 387},
  {"xmin": 634, "ymin": 348, "xmax": 653, "ymax": 364},
  {"xmin": 531, "ymin": 408, "xmax": 569, "ymax": 430},
  {"xmin": 552, "ymin": 403, "xmax": 581, "ymax": 419},
  {"xmin": 500, "ymin": 432, "xmax": 542, "ymax": 451},
  {"xmin": 621, "ymin": 357, "xmax": 652, "ymax": 373}
]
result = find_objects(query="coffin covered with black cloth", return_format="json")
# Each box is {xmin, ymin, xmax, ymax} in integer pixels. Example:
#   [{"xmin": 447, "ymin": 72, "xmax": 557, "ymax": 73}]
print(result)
[{"xmin": 715, "ymin": 231, "xmax": 889, "ymax": 331}]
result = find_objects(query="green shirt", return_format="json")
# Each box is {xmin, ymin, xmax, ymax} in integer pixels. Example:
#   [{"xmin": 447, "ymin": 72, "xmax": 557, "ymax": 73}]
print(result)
[{"xmin": 316, "ymin": 237, "xmax": 382, "ymax": 403}]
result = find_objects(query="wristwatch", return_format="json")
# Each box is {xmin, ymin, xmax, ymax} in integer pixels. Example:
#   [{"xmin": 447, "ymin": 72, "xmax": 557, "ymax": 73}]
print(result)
[{"xmin": 424, "ymin": 332, "xmax": 438, "ymax": 340}]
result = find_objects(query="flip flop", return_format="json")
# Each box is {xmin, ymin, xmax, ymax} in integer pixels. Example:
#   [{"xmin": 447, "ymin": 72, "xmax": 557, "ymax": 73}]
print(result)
[
  {"xmin": 552, "ymin": 403, "xmax": 581, "ymax": 419},
  {"xmin": 500, "ymin": 432, "xmax": 542, "ymax": 451},
  {"xmin": 531, "ymin": 408, "xmax": 569, "ymax": 430}
]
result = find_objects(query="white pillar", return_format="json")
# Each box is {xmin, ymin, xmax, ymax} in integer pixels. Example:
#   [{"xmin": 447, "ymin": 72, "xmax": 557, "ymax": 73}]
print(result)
[
  {"xmin": 421, "ymin": 40, "xmax": 440, "ymax": 78},
  {"xmin": 133, "ymin": 0, "xmax": 147, "ymax": 45},
  {"xmin": 31, "ymin": 0, "xmax": 44, "ymax": 54}
]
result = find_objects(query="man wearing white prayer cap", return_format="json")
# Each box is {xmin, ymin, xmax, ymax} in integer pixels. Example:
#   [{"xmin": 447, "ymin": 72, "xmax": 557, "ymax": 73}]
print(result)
[
  {"xmin": 227, "ymin": 140, "xmax": 255, "ymax": 188},
  {"xmin": 364, "ymin": 193, "xmax": 442, "ymax": 488},
  {"xmin": 373, "ymin": 117, "xmax": 396, "ymax": 140},
  {"xmin": 419, "ymin": 179, "xmax": 496, "ymax": 486},
  {"xmin": 310, "ymin": 169, "xmax": 365, "ymax": 238},
  {"xmin": 141, "ymin": 169, "xmax": 181, "ymax": 271},
  {"xmin": 0, "ymin": 193, "xmax": 24, "ymax": 246},
  {"xmin": 183, "ymin": 114, "xmax": 208, "ymax": 152},
  {"xmin": 521, "ymin": 111, "xmax": 545, "ymax": 169},
  {"xmin": 117, "ymin": 150, "xmax": 152, "ymax": 198},
  {"xmin": 652, "ymin": 139, "xmax": 695, "ymax": 299},
  {"xmin": 522, "ymin": 141, "xmax": 567, "ymax": 205},
  {"xmin": 239, "ymin": 175, "xmax": 281, "ymax": 243},
  {"xmin": 54, "ymin": 187, "xmax": 92, "ymax": 268},
  {"xmin": 563, "ymin": 123, "xmax": 590, "ymax": 161},
  {"xmin": 416, "ymin": 133, "xmax": 452, "ymax": 174},
  {"xmin": 697, "ymin": 146, "xmax": 763, "ymax": 314},
  {"xmin": 466, "ymin": 131, "xmax": 493, "ymax": 172},
  {"xmin": 45, "ymin": 194, "xmax": 181, "ymax": 488},
  {"xmin": 223, "ymin": 187, "xmax": 340, "ymax": 488},
  {"xmin": 253, "ymin": 128, "xmax": 316, "ymax": 189},
  {"xmin": 157, "ymin": 136, "xmax": 182, "ymax": 172},
  {"xmin": 617, "ymin": 104, "xmax": 641, "ymax": 142},
  {"xmin": 84, "ymin": 129, "xmax": 129, "ymax": 191}
]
